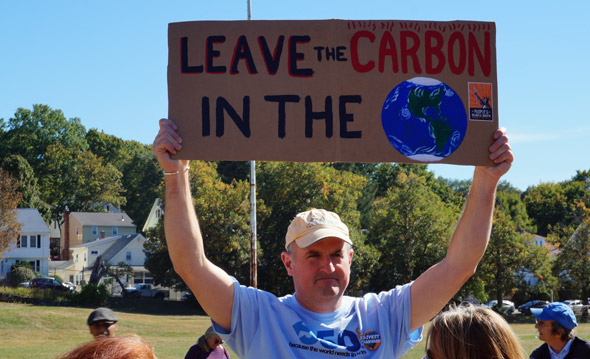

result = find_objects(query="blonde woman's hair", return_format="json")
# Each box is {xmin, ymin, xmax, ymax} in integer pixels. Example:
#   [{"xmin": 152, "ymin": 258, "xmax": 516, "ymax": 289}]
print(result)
[
  {"xmin": 59, "ymin": 334, "xmax": 156, "ymax": 359},
  {"xmin": 425, "ymin": 303, "xmax": 525, "ymax": 359}
]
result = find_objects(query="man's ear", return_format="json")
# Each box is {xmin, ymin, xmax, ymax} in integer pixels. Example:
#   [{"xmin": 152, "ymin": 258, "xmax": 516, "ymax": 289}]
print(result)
[{"xmin": 281, "ymin": 251, "xmax": 294, "ymax": 277}]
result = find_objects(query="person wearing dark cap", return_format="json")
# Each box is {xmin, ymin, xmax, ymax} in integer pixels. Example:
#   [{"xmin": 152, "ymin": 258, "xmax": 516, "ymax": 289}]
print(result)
[
  {"xmin": 153, "ymin": 119, "xmax": 514, "ymax": 358},
  {"xmin": 184, "ymin": 326, "xmax": 230, "ymax": 359},
  {"xmin": 530, "ymin": 302, "xmax": 590, "ymax": 359},
  {"xmin": 87, "ymin": 307, "xmax": 118, "ymax": 339}
]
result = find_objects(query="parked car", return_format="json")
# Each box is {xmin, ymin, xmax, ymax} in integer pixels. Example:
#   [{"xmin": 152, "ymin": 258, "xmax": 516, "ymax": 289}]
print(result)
[
  {"xmin": 18, "ymin": 281, "xmax": 30, "ymax": 288},
  {"xmin": 126, "ymin": 283, "xmax": 169, "ymax": 299},
  {"xmin": 564, "ymin": 299, "xmax": 585, "ymax": 315},
  {"xmin": 62, "ymin": 281, "xmax": 77, "ymax": 291},
  {"xmin": 518, "ymin": 300, "xmax": 549, "ymax": 315},
  {"xmin": 484, "ymin": 300, "xmax": 515, "ymax": 314},
  {"xmin": 29, "ymin": 277, "xmax": 73, "ymax": 292}
]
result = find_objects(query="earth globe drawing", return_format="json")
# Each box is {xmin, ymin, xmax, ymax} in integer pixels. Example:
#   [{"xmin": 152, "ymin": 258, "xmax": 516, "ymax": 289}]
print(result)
[{"xmin": 381, "ymin": 77, "xmax": 467, "ymax": 162}]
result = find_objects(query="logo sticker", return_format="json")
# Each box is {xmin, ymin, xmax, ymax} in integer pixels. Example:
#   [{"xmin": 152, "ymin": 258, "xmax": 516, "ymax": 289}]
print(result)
[{"xmin": 469, "ymin": 82, "xmax": 493, "ymax": 121}]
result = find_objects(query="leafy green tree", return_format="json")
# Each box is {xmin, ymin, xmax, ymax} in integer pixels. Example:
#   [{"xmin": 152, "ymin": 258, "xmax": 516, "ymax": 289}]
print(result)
[
  {"xmin": 374, "ymin": 163, "xmax": 464, "ymax": 211},
  {"xmin": 0, "ymin": 155, "xmax": 48, "ymax": 220},
  {"xmin": 256, "ymin": 162, "xmax": 375, "ymax": 296},
  {"xmin": 552, "ymin": 219, "xmax": 590, "ymax": 301},
  {"xmin": 144, "ymin": 161, "xmax": 251, "ymax": 289},
  {"xmin": 119, "ymin": 145, "xmax": 161, "ymax": 230},
  {"xmin": 215, "ymin": 161, "xmax": 250, "ymax": 184},
  {"xmin": 0, "ymin": 104, "xmax": 88, "ymax": 169},
  {"xmin": 523, "ymin": 178, "xmax": 590, "ymax": 236},
  {"xmin": 143, "ymin": 220, "xmax": 185, "ymax": 290},
  {"xmin": 0, "ymin": 169, "xmax": 22, "ymax": 256},
  {"xmin": 366, "ymin": 172, "xmax": 458, "ymax": 291},
  {"xmin": 511, "ymin": 233, "xmax": 556, "ymax": 305},
  {"xmin": 87, "ymin": 129, "xmax": 161, "ymax": 229},
  {"xmin": 476, "ymin": 207, "xmax": 529, "ymax": 305},
  {"xmin": 39, "ymin": 143, "xmax": 126, "ymax": 230},
  {"xmin": 189, "ymin": 161, "xmax": 252, "ymax": 285}
]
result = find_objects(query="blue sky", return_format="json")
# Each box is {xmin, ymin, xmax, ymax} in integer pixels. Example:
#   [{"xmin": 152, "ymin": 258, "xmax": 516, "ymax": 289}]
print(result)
[{"xmin": 1, "ymin": 1, "xmax": 588, "ymax": 191}]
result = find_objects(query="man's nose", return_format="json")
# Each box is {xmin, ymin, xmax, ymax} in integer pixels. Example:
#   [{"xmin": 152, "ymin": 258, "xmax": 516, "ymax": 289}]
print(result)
[{"xmin": 318, "ymin": 256, "xmax": 335, "ymax": 272}]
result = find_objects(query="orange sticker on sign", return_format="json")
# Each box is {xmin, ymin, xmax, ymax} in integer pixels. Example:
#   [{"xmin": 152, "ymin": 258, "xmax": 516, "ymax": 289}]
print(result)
[{"xmin": 469, "ymin": 82, "xmax": 493, "ymax": 121}]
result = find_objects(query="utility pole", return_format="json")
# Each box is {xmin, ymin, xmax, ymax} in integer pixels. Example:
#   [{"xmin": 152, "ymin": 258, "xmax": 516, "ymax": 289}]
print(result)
[{"xmin": 247, "ymin": 0, "xmax": 257, "ymax": 289}]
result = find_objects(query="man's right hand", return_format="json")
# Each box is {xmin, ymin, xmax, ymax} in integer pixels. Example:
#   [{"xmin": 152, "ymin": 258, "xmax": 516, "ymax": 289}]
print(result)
[{"xmin": 152, "ymin": 118, "xmax": 188, "ymax": 173}]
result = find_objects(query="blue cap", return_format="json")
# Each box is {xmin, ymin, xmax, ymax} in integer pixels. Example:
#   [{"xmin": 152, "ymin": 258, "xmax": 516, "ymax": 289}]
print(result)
[{"xmin": 531, "ymin": 302, "xmax": 577, "ymax": 330}]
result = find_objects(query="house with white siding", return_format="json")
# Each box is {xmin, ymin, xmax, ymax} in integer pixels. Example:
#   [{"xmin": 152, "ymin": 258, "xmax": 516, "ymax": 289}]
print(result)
[
  {"xmin": 0, "ymin": 209, "xmax": 51, "ymax": 280},
  {"xmin": 50, "ymin": 233, "xmax": 150, "ymax": 287}
]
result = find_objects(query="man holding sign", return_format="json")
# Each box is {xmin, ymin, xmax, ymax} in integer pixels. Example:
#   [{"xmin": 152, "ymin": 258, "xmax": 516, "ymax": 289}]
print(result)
[{"xmin": 153, "ymin": 118, "xmax": 512, "ymax": 358}]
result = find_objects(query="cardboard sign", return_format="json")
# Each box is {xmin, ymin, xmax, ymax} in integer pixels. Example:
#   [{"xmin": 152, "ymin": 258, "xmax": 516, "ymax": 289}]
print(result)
[{"xmin": 168, "ymin": 20, "xmax": 497, "ymax": 165}]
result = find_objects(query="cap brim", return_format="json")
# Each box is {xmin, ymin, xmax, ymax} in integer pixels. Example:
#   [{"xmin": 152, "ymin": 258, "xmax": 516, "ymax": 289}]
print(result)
[
  {"xmin": 295, "ymin": 227, "xmax": 351, "ymax": 248},
  {"xmin": 530, "ymin": 307, "xmax": 546, "ymax": 318}
]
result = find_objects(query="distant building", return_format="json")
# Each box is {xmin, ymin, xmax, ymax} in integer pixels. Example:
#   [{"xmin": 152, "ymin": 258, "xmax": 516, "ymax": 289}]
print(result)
[
  {"xmin": 520, "ymin": 232, "xmax": 560, "ymax": 286},
  {"xmin": 142, "ymin": 199, "xmax": 163, "ymax": 233},
  {"xmin": 50, "ymin": 233, "xmax": 150, "ymax": 287},
  {"xmin": 60, "ymin": 212, "xmax": 136, "ymax": 260},
  {"xmin": 0, "ymin": 209, "xmax": 51, "ymax": 280}
]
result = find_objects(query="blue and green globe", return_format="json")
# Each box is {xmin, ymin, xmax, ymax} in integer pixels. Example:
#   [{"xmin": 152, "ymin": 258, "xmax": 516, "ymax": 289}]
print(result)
[{"xmin": 381, "ymin": 77, "xmax": 467, "ymax": 162}]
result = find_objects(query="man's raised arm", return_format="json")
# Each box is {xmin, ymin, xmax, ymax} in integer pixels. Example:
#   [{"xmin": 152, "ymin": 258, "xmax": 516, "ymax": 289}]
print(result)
[
  {"xmin": 409, "ymin": 128, "xmax": 514, "ymax": 332},
  {"xmin": 153, "ymin": 118, "xmax": 234, "ymax": 331}
]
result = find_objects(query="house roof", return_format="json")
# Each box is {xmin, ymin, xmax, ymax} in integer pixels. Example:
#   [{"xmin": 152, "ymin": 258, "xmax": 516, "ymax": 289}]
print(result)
[
  {"xmin": 70, "ymin": 212, "xmax": 136, "ymax": 228},
  {"xmin": 101, "ymin": 234, "xmax": 144, "ymax": 262},
  {"xmin": 49, "ymin": 260, "xmax": 74, "ymax": 270},
  {"xmin": 71, "ymin": 235, "xmax": 121, "ymax": 249},
  {"xmin": 17, "ymin": 209, "xmax": 50, "ymax": 234},
  {"xmin": 71, "ymin": 233, "xmax": 146, "ymax": 263}
]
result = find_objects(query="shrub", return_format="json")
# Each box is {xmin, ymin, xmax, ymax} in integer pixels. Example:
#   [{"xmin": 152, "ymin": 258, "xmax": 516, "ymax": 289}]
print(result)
[
  {"xmin": 9, "ymin": 265, "xmax": 35, "ymax": 287},
  {"xmin": 72, "ymin": 283, "xmax": 110, "ymax": 306}
]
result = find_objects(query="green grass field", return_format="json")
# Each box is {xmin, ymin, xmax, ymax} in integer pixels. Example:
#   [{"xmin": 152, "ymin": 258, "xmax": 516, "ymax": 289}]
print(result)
[{"xmin": 1, "ymin": 301, "xmax": 589, "ymax": 358}]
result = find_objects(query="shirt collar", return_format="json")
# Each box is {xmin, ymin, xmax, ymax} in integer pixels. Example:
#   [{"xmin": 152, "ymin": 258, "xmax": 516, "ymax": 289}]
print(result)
[{"xmin": 548, "ymin": 338, "xmax": 574, "ymax": 359}]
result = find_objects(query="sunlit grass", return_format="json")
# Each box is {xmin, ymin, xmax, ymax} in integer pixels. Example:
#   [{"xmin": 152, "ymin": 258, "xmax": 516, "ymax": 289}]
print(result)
[{"xmin": 1, "ymin": 302, "xmax": 589, "ymax": 358}]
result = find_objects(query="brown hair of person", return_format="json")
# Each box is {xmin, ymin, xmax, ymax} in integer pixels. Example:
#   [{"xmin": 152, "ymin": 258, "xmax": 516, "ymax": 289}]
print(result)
[
  {"xmin": 425, "ymin": 303, "xmax": 524, "ymax": 359},
  {"xmin": 59, "ymin": 334, "xmax": 156, "ymax": 359}
]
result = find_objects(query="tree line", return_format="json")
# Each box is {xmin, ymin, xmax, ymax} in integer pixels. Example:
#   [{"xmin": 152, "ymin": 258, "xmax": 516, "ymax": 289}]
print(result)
[{"xmin": 2, "ymin": 104, "xmax": 590, "ymax": 306}]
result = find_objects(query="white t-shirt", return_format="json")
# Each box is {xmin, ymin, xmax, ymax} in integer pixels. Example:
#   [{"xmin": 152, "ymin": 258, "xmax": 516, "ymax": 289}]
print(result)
[{"xmin": 213, "ymin": 278, "xmax": 422, "ymax": 358}]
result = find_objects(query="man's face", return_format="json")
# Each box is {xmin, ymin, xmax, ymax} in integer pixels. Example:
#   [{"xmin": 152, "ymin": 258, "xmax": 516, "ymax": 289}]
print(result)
[
  {"xmin": 89, "ymin": 321, "xmax": 117, "ymax": 338},
  {"xmin": 206, "ymin": 336, "xmax": 223, "ymax": 350},
  {"xmin": 282, "ymin": 237, "xmax": 353, "ymax": 312},
  {"xmin": 535, "ymin": 319, "xmax": 557, "ymax": 343}
]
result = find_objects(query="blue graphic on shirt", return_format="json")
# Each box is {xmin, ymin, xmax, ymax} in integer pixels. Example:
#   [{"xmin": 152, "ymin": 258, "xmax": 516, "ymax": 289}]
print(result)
[{"xmin": 293, "ymin": 321, "xmax": 370, "ymax": 352}]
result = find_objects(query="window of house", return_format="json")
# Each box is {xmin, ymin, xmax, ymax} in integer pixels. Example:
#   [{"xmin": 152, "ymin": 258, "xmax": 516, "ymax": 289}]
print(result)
[
  {"xmin": 84, "ymin": 252, "xmax": 87, "ymax": 262},
  {"xmin": 75, "ymin": 253, "xmax": 78, "ymax": 263},
  {"xmin": 92, "ymin": 226, "xmax": 98, "ymax": 236},
  {"xmin": 113, "ymin": 227, "xmax": 118, "ymax": 235},
  {"xmin": 76, "ymin": 227, "xmax": 79, "ymax": 236},
  {"xmin": 37, "ymin": 235, "xmax": 41, "ymax": 248},
  {"xmin": 29, "ymin": 235, "xmax": 37, "ymax": 248},
  {"xmin": 125, "ymin": 251, "xmax": 131, "ymax": 261},
  {"xmin": 69, "ymin": 275, "xmax": 74, "ymax": 282},
  {"xmin": 91, "ymin": 250, "xmax": 98, "ymax": 255},
  {"xmin": 21, "ymin": 235, "xmax": 28, "ymax": 248},
  {"xmin": 36, "ymin": 260, "xmax": 40, "ymax": 271}
]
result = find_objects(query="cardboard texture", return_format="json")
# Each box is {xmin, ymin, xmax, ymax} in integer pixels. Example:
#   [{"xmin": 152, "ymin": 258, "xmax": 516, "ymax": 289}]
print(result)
[{"xmin": 168, "ymin": 20, "xmax": 497, "ymax": 165}]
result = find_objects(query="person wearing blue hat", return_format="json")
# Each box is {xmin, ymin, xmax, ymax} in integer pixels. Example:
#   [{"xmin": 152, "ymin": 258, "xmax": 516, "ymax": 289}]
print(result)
[{"xmin": 530, "ymin": 302, "xmax": 590, "ymax": 359}]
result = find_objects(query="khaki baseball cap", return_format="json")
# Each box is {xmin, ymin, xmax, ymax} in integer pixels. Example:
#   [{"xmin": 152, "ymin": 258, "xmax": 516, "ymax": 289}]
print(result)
[{"xmin": 285, "ymin": 209, "xmax": 351, "ymax": 250}]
